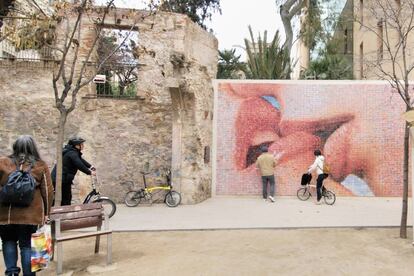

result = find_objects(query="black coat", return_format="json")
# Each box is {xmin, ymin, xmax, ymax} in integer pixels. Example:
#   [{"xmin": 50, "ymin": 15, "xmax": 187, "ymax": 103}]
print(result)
[{"xmin": 51, "ymin": 145, "xmax": 92, "ymax": 185}]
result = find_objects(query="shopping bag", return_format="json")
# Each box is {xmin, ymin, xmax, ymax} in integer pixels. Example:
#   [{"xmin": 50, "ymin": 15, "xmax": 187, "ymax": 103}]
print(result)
[{"xmin": 31, "ymin": 224, "xmax": 53, "ymax": 272}]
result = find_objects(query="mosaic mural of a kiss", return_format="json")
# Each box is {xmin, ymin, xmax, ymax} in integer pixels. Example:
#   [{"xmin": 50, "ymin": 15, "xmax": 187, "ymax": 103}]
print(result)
[{"xmin": 214, "ymin": 81, "xmax": 406, "ymax": 197}]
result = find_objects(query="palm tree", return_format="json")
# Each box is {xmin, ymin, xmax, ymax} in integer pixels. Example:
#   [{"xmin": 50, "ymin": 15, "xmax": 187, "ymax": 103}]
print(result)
[
  {"xmin": 244, "ymin": 26, "xmax": 291, "ymax": 79},
  {"xmin": 217, "ymin": 49, "xmax": 246, "ymax": 79}
]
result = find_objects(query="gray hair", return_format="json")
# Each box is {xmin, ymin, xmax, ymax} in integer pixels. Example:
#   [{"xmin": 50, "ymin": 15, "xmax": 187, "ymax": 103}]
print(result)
[{"xmin": 11, "ymin": 135, "xmax": 41, "ymax": 163}]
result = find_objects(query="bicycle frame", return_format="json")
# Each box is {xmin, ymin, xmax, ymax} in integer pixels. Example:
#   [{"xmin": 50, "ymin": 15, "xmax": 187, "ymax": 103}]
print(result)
[
  {"xmin": 83, "ymin": 174, "xmax": 110, "ymax": 203},
  {"xmin": 83, "ymin": 189, "xmax": 99, "ymax": 204},
  {"xmin": 142, "ymin": 169, "xmax": 173, "ymax": 192},
  {"xmin": 145, "ymin": 186, "xmax": 171, "ymax": 193}
]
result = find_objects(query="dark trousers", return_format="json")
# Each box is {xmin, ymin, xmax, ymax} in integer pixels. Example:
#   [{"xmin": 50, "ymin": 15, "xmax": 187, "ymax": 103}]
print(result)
[
  {"xmin": 316, "ymin": 174, "xmax": 326, "ymax": 201},
  {"xmin": 61, "ymin": 181, "xmax": 72, "ymax": 206},
  {"xmin": 0, "ymin": 224, "xmax": 37, "ymax": 276},
  {"xmin": 261, "ymin": 175, "xmax": 275, "ymax": 199}
]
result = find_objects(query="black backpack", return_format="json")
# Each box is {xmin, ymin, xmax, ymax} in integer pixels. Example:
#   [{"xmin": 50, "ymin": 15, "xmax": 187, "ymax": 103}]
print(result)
[{"xmin": 0, "ymin": 160, "xmax": 36, "ymax": 207}]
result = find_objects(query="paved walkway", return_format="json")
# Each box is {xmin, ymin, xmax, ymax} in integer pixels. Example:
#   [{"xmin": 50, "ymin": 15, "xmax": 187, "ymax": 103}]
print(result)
[{"xmin": 109, "ymin": 196, "xmax": 412, "ymax": 231}]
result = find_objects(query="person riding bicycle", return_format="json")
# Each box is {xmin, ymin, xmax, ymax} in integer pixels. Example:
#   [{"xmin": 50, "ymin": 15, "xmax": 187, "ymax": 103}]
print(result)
[
  {"xmin": 307, "ymin": 149, "xmax": 326, "ymax": 205},
  {"xmin": 51, "ymin": 136, "xmax": 96, "ymax": 205}
]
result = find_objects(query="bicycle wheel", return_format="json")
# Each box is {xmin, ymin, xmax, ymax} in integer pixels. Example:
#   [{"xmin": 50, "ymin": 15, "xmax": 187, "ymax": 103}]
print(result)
[
  {"xmin": 323, "ymin": 191, "xmax": 336, "ymax": 205},
  {"xmin": 94, "ymin": 198, "xmax": 116, "ymax": 218},
  {"xmin": 124, "ymin": 191, "xmax": 141, "ymax": 207},
  {"xmin": 165, "ymin": 191, "xmax": 181, "ymax": 207},
  {"xmin": 297, "ymin": 187, "xmax": 311, "ymax": 201}
]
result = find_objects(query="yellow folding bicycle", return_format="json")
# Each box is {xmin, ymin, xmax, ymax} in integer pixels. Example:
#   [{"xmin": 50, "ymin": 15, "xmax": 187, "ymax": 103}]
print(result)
[{"xmin": 124, "ymin": 168, "xmax": 181, "ymax": 207}]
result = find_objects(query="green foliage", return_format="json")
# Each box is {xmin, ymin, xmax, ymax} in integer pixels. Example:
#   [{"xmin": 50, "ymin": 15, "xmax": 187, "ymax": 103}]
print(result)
[
  {"xmin": 301, "ymin": 40, "xmax": 352, "ymax": 80},
  {"xmin": 217, "ymin": 49, "xmax": 246, "ymax": 79},
  {"xmin": 158, "ymin": 0, "xmax": 221, "ymax": 29},
  {"xmin": 301, "ymin": 55, "xmax": 352, "ymax": 79},
  {"xmin": 297, "ymin": 0, "xmax": 352, "ymax": 80},
  {"xmin": 244, "ymin": 26, "xmax": 291, "ymax": 79},
  {"xmin": 301, "ymin": 0, "xmax": 323, "ymax": 51}
]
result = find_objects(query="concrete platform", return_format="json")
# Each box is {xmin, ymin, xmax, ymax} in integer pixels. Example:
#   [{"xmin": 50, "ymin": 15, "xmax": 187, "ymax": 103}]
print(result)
[{"xmin": 109, "ymin": 196, "xmax": 413, "ymax": 231}]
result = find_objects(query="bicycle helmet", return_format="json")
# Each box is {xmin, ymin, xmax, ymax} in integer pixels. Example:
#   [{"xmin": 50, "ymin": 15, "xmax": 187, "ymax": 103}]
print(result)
[{"xmin": 68, "ymin": 136, "xmax": 86, "ymax": 146}]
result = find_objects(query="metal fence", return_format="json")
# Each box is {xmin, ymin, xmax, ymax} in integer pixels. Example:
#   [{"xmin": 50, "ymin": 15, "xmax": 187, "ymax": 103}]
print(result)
[
  {"xmin": 95, "ymin": 63, "xmax": 139, "ymax": 99},
  {"xmin": 0, "ymin": 38, "xmax": 56, "ymax": 69}
]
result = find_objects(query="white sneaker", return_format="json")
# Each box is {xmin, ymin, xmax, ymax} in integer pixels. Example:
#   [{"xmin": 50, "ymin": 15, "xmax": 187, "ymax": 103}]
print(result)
[
  {"xmin": 263, "ymin": 198, "xmax": 267, "ymax": 202},
  {"xmin": 268, "ymin": 196, "xmax": 275, "ymax": 202}
]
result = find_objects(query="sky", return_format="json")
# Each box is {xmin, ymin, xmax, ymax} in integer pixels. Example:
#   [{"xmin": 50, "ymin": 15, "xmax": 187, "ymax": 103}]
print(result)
[
  {"xmin": 96, "ymin": 0, "xmax": 284, "ymax": 61},
  {"xmin": 209, "ymin": 0, "xmax": 283, "ymax": 59}
]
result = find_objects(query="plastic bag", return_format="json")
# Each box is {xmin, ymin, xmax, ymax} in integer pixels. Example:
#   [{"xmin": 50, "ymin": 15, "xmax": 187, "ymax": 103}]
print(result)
[{"xmin": 31, "ymin": 224, "xmax": 53, "ymax": 272}]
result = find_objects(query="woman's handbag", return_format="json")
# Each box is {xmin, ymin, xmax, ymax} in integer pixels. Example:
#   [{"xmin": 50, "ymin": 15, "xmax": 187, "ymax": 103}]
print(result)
[{"xmin": 31, "ymin": 224, "xmax": 53, "ymax": 272}]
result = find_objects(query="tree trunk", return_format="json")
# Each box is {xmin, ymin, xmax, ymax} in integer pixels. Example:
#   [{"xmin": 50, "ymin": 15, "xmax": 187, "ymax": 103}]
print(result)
[
  {"xmin": 280, "ymin": 6, "xmax": 294, "ymax": 54},
  {"xmin": 119, "ymin": 84, "xmax": 125, "ymax": 96},
  {"xmin": 54, "ymin": 111, "xmax": 67, "ymax": 207},
  {"xmin": 400, "ymin": 120, "xmax": 409, "ymax": 238}
]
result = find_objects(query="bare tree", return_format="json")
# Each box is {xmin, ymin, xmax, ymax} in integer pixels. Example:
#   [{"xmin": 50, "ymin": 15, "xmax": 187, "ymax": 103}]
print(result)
[
  {"xmin": 51, "ymin": 0, "xmax": 153, "ymax": 206},
  {"xmin": 276, "ymin": 0, "xmax": 306, "ymax": 55},
  {"xmin": 51, "ymin": 0, "xmax": 110, "ymax": 206},
  {"xmin": 49, "ymin": 0, "xmax": 145, "ymax": 206},
  {"xmin": 1, "ymin": 0, "xmax": 156, "ymax": 206},
  {"xmin": 97, "ymin": 29, "xmax": 139, "ymax": 96},
  {"xmin": 356, "ymin": 0, "xmax": 414, "ymax": 238}
]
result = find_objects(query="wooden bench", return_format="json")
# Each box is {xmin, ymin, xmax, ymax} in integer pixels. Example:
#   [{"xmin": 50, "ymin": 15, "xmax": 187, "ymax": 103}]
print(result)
[{"xmin": 50, "ymin": 203, "xmax": 112, "ymax": 274}]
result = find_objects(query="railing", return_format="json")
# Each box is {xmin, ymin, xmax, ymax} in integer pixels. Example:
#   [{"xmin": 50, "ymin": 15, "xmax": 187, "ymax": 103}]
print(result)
[
  {"xmin": 0, "ymin": 38, "xmax": 56, "ymax": 69},
  {"xmin": 95, "ymin": 62, "xmax": 139, "ymax": 99}
]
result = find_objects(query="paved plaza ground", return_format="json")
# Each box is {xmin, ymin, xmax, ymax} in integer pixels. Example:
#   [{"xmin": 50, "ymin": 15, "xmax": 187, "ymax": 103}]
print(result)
[
  {"xmin": 10, "ymin": 228, "xmax": 414, "ymax": 275},
  {"xmin": 0, "ymin": 196, "xmax": 413, "ymax": 275}
]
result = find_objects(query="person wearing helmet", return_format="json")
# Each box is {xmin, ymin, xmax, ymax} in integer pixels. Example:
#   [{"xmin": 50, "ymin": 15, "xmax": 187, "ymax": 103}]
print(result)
[{"xmin": 51, "ymin": 136, "xmax": 96, "ymax": 205}]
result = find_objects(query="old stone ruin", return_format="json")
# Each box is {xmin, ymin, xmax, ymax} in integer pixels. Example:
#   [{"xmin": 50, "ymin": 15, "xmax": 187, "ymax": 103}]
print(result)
[{"xmin": 0, "ymin": 6, "xmax": 218, "ymax": 204}]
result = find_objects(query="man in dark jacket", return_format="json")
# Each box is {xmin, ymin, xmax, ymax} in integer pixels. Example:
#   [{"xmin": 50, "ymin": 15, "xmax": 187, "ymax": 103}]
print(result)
[{"xmin": 52, "ymin": 136, "xmax": 95, "ymax": 205}]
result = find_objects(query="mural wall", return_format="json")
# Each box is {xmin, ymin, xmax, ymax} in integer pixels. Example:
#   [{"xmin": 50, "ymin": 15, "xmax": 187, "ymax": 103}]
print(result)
[{"xmin": 214, "ymin": 81, "xmax": 405, "ymax": 197}]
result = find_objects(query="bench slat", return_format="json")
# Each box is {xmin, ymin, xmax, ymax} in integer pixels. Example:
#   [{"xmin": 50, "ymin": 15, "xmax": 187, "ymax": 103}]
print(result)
[
  {"xmin": 58, "ymin": 217, "xmax": 103, "ymax": 231},
  {"xmin": 50, "ymin": 209, "xmax": 102, "ymax": 221},
  {"xmin": 51, "ymin": 203, "xmax": 102, "ymax": 214},
  {"xmin": 56, "ymin": 230, "xmax": 112, "ymax": 242}
]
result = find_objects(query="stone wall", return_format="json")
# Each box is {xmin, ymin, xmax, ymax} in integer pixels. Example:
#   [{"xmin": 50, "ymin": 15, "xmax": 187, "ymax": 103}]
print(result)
[{"xmin": 0, "ymin": 8, "xmax": 217, "ymax": 204}]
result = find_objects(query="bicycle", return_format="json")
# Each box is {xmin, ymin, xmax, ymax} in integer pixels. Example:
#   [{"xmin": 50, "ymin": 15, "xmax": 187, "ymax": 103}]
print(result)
[
  {"xmin": 297, "ymin": 180, "xmax": 336, "ymax": 205},
  {"xmin": 83, "ymin": 174, "xmax": 117, "ymax": 218},
  {"xmin": 124, "ymin": 168, "xmax": 181, "ymax": 207}
]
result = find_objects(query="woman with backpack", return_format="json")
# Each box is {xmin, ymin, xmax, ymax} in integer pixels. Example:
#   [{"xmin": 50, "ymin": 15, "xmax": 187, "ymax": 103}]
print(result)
[{"xmin": 0, "ymin": 135, "xmax": 54, "ymax": 276}]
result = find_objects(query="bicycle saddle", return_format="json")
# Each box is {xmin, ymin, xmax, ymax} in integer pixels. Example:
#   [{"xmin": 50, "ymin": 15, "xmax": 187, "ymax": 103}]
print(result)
[{"xmin": 140, "ymin": 171, "xmax": 151, "ymax": 175}]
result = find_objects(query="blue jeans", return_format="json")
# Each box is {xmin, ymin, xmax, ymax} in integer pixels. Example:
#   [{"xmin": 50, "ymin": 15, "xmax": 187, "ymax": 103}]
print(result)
[
  {"xmin": 261, "ymin": 175, "xmax": 275, "ymax": 199},
  {"xmin": 0, "ymin": 224, "xmax": 37, "ymax": 276}
]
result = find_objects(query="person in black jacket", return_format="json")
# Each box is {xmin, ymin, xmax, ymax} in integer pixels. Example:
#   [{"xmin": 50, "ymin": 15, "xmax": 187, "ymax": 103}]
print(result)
[{"xmin": 51, "ymin": 136, "xmax": 95, "ymax": 205}]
